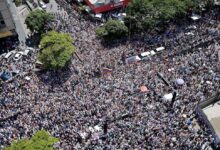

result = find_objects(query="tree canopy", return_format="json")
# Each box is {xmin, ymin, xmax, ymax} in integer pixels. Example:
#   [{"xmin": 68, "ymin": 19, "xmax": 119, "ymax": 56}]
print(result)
[
  {"xmin": 25, "ymin": 9, "xmax": 54, "ymax": 33},
  {"xmin": 38, "ymin": 31, "xmax": 75, "ymax": 69},
  {"xmin": 4, "ymin": 130, "xmax": 59, "ymax": 150},
  {"xmin": 125, "ymin": 0, "xmax": 201, "ymax": 32},
  {"xmin": 96, "ymin": 19, "xmax": 128, "ymax": 40}
]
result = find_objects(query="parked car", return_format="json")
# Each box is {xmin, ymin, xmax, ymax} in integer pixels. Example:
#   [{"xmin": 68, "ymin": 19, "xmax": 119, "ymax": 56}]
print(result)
[
  {"xmin": 4, "ymin": 51, "xmax": 15, "ymax": 59},
  {"xmin": 23, "ymin": 47, "xmax": 34, "ymax": 56},
  {"xmin": 94, "ymin": 13, "xmax": 102, "ymax": 20},
  {"xmin": 13, "ymin": 52, "xmax": 23, "ymax": 61},
  {"xmin": 38, "ymin": 1, "xmax": 47, "ymax": 9}
]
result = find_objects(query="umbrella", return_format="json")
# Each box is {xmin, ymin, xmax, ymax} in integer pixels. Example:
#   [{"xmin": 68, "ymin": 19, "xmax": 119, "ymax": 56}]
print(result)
[
  {"xmin": 25, "ymin": 76, "xmax": 31, "ymax": 81},
  {"xmin": 0, "ymin": 72, "xmax": 11, "ymax": 81},
  {"xmin": 140, "ymin": 86, "xmax": 148, "ymax": 93},
  {"xmin": 176, "ymin": 78, "xmax": 184, "ymax": 85},
  {"xmin": 206, "ymin": 81, "xmax": 212, "ymax": 85},
  {"xmin": 94, "ymin": 125, "xmax": 101, "ymax": 131},
  {"xmin": 163, "ymin": 93, "xmax": 173, "ymax": 101},
  {"xmin": 89, "ymin": 127, "xmax": 94, "ymax": 133},
  {"xmin": 182, "ymin": 114, "xmax": 187, "ymax": 118}
]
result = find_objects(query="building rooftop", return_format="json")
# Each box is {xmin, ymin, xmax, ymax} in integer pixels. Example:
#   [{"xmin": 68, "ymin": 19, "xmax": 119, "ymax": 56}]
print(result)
[
  {"xmin": 202, "ymin": 101, "xmax": 220, "ymax": 138},
  {"xmin": 84, "ymin": 0, "xmax": 129, "ymax": 13}
]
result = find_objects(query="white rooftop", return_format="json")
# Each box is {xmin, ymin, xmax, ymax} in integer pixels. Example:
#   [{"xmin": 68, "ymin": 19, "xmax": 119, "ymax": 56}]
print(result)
[{"xmin": 202, "ymin": 101, "xmax": 220, "ymax": 138}]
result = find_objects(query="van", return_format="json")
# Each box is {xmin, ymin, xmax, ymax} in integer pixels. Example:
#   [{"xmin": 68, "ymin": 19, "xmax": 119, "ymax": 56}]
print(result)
[{"xmin": 4, "ymin": 51, "xmax": 15, "ymax": 59}]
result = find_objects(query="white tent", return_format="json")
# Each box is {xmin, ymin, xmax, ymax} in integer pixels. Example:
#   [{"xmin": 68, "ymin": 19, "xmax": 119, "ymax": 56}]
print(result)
[
  {"xmin": 141, "ymin": 51, "xmax": 150, "ymax": 57},
  {"xmin": 176, "ymin": 78, "xmax": 184, "ymax": 85},
  {"xmin": 163, "ymin": 93, "xmax": 173, "ymax": 101},
  {"xmin": 185, "ymin": 32, "xmax": 194, "ymax": 36},
  {"xmin": 94, "ymin": 125, "xmax": 101, "ymax": 131},
  {"xmin": 156, "ymin": 46, "xmax": 165, "ymax": 52},
  {"xmin": 95, "ymin": 13, "xmax": 102, "ymax": 19},
  {"xmin": 125, "ymin": 56, "xmax": 141, "ymax": 64},
  {"xmin": 25, "ymin": 76, "xmax": 31, "ymax": 81},
  {"xmin": 89, "ymin": 126, "xmax": 95, "ymax": 133},
  {"xmin": 191, "ymin": 14, "xmax": 201, "ymax": 21},
  {"xmin": 150, "ymin": 50, "xmax": 156, "ymax": 56}
]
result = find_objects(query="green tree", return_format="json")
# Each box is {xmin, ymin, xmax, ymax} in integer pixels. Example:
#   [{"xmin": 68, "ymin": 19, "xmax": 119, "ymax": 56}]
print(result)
[
  {"xmin": 180, "ymin": 0, "xmax": 200, "ymax": 12},
  {"xmin": 38, "ymin": 31, "xmax": 75, "ymax": 69},
  {"xmin": 96, "ymin": 19, "xmax": 128, "ymax": 40},
  {"xmin": 14, "ymin": 0, "xmax": 22, "ymax": 6},
  {"xmin": 4, "ymin": 130, "xmax": 59, "ymax": 150},
  {"xmin": 203, "ymin": 0, "xmax": 215, "ymax": 10},
  {"xmin": 154, "ymin": 0, "xmax": 187, "ymax": 21},
  {"xmin": 125, "ymin": 0, "xmax": 201, "ymax": 33},
  {"xmin": 125, "ymin": 0, "xmax": 157, "ymax": 32},
  {"xmin": 25, "ymin": 9, "xmax": 54, "ymax": 33}
]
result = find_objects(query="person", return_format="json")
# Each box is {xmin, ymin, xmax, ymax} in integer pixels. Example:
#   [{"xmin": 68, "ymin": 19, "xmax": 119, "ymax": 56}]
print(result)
[{"xmin": 0, "ymin": 1, "xmax": 219, "ymax": 149}]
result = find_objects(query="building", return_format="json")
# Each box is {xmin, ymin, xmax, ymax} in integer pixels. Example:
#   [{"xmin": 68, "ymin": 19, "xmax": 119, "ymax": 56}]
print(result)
[
  {"xmin": 84, "ymin": 0, "xmax": 129, "ymax": 14},
  {"xmin": 196, "ymin": 90, "xmax": 220, "ymax": 148},
  {"xmin": 0, "ymin": 0, "xmax": 16, "ymax": 39}
]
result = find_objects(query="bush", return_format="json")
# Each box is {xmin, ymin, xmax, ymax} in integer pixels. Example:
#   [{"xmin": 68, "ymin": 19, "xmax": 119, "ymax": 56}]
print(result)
[
  {"xmin": 14, "ymin": 0, "xmax": 22, "ymax": 6},
  {"xmin": 96, "ymin": 19, "xmax": 128, "ymax": 40},
  {"xmin": 96, "ymin": 27, "xmax": 108, "ymax": 38}
]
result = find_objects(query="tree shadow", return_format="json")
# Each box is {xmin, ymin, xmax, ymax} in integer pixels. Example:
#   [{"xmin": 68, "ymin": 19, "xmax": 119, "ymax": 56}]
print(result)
[
  {"xmin": 100, "ymin": 37, "xmax": 128, "ymax": 49},
  {"xmin": 0, "ymin": 35, "xmax": 19, "ymax": 55},
  {"xmin": 35, "ymin": 65, "xmax": 73, "ymax": 88},
  {"xmin": 25, "ymin": 33, "xmax": 41, "ymax": 47}
]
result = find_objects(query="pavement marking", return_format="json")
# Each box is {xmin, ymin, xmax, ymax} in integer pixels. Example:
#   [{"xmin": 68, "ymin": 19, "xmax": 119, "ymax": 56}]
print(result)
[{"xmin": 18, "ymin": 7, "xmax": 28, "ymax": 15}]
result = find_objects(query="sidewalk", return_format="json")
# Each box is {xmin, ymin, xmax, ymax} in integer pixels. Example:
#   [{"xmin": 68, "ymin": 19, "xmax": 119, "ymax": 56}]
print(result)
[
  {"xmin": 7, "ymin": 0, "xmax": 30, "ymax": 43},
  {"xmin": 46, "ymin": 0, "xmax": 68, "ymax": 17}
]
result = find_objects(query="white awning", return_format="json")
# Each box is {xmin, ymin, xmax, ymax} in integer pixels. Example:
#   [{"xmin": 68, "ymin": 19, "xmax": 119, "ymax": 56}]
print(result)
[
  {"xmin": 156, "ymin": 47, "xmax": 165, "ymax": 52},
  {"xmin": 185, "ymin": 32, "xmax": 194, "ymax": 35},
  {"xmin": 25, "ymin": 76, "xmax": 31, "ymax": 81},
  {"xmin": 191, "ymin": 14, "xmax": 201, "ymax": 20},
  {"xmin": 163, "ymin": 93, "xmax": 173, "ymax": 101},
  {"xmin": 95, "ymin": 13, "xmax": 102, "ymax": 18},
  {"xmin": 125, "ymin": 56, "xmax": 141, "ymax": 64},
  {"xmin": 150, "ymin": 50, "xmax": 156, "ymax": 55},
  {"xmin": 141, "ymin": 51, "xmax": 150, "ymax": 57}
]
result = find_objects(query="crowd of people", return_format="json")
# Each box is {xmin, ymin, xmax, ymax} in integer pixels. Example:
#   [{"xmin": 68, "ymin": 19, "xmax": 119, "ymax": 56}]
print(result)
[
  {"xmin": 0, "ymin": 0, "xmax": 220, "ymax": 149},
  {"xmin": 0, "ymin": 35, "xmax": 19, "ymax": 55}
]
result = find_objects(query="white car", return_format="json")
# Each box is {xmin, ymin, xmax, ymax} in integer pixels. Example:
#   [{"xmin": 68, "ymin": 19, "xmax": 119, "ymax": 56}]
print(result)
[
  {"xmin": 23, "ymin": 47, "xmax": 34, "ymax": 56},
  {"xmin": 38, "ymin": 1, "xmax": 47, "ymax": 9},
  {"xmin": 94, "ymin": 13, "xmax": 102, "ymax": 20},
  {"xmin": 26, "ymin": 47, "xmax": 34, "ymax": 51},
  {"xmin": 4, "ymin": 51, "xmax": 15, "ymax": 59},
  {"xmin": 13, "ymin": 52, "xmax": 23, "ymax": 61}
]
